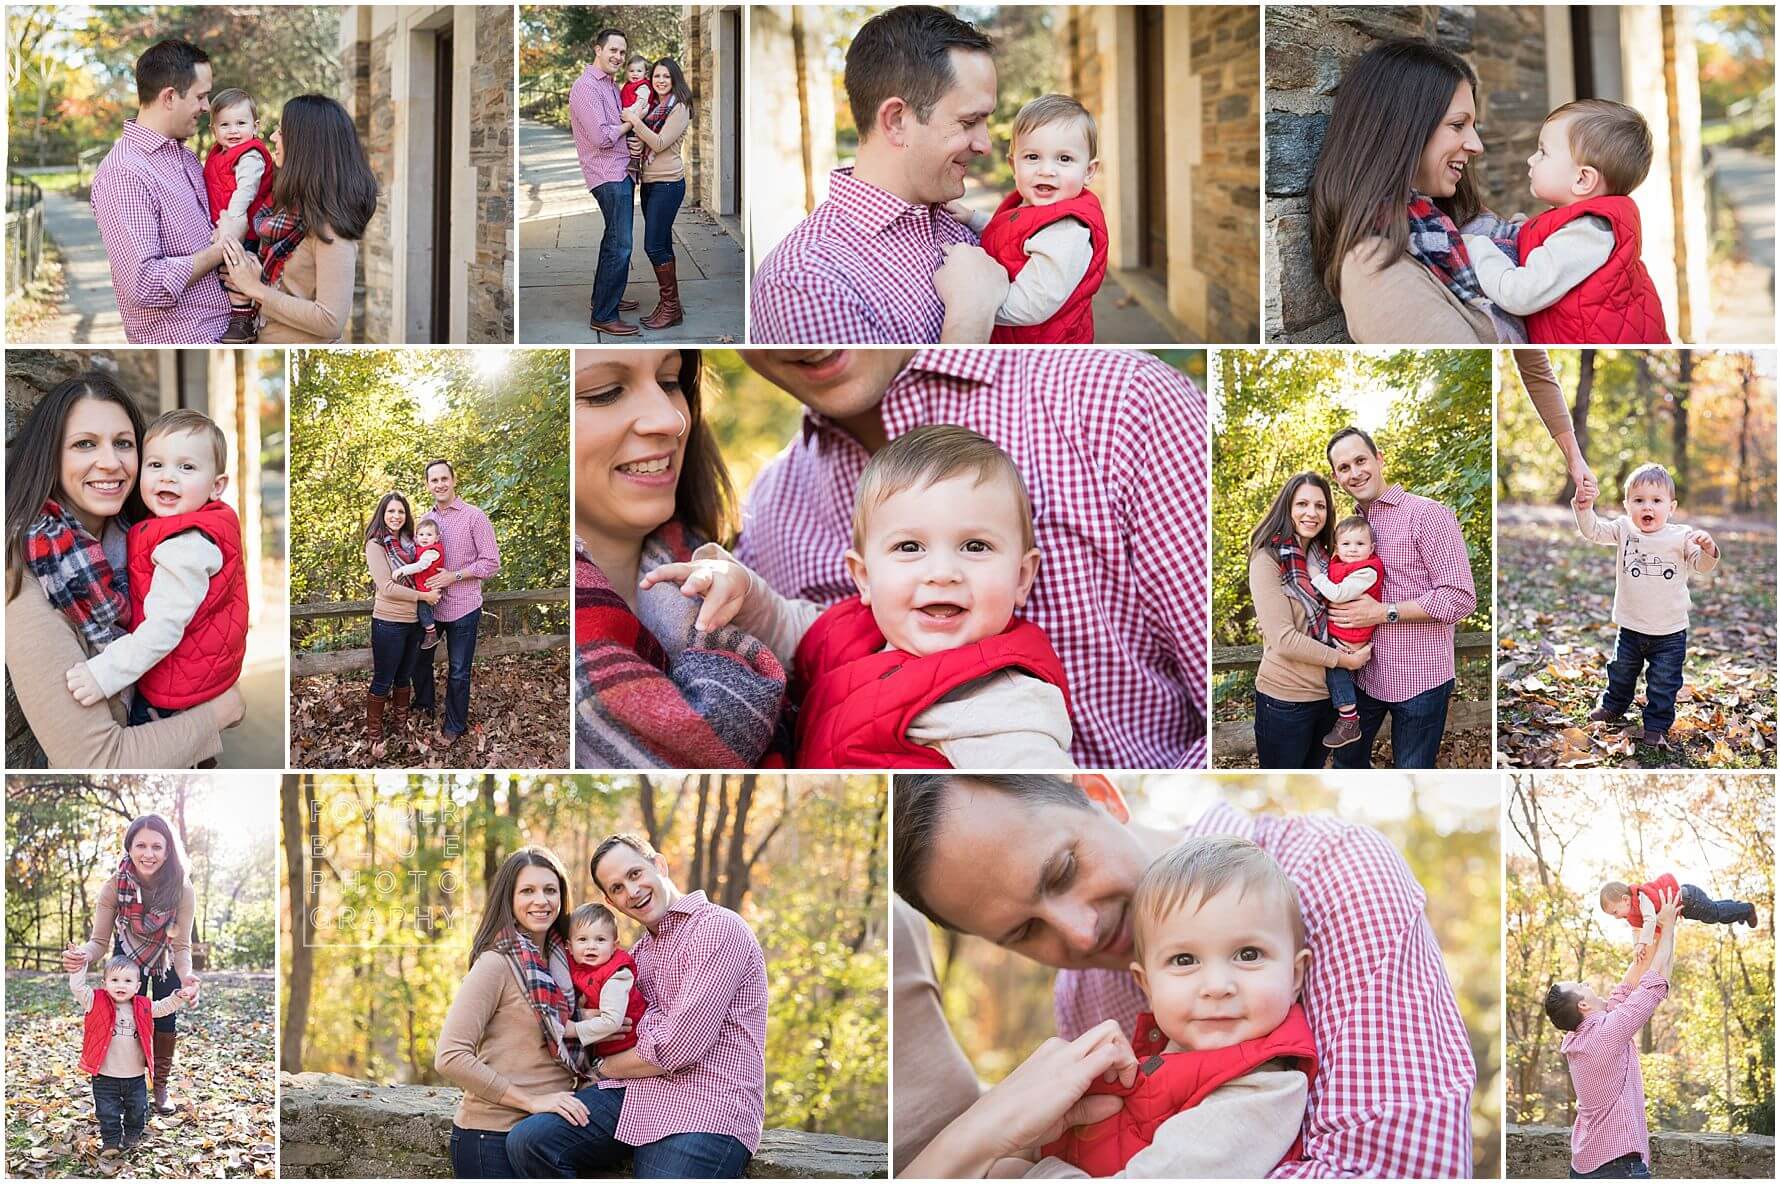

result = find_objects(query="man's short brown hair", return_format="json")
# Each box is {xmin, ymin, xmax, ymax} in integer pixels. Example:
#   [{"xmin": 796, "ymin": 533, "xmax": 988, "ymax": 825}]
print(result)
[
  {"xmin": 845, "ymin": 5, "xmax": 992, "ymax": 138},
  {"xmin": 1548, "ymin": 99, "xmax": 1653, "ymax": 195},
  {"xmin": 1132, "ymin": 836, "xmax": 1307, "ymax": 966},
  {"xmin": 1011, "ymin": 94, "xmax": 1097, "ymax": 160},
  {"xmin": 851, "ymin": 424, "xmax": 1034, "ymax": 551},
  {"xmin": 143, "ymin": 408, "xmax": 227, "ymax": 473},
  {"xmin": 1544, "ymin": 982, "xmax": 1584, "ymax": 1031},
  {"xmin": 590, "ymin": 832, "xmax": 658, "ymax": 891}
]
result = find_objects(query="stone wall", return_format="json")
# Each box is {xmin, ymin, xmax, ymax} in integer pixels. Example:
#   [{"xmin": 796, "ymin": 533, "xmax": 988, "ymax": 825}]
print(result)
[
  {"xmin": 1264, "ymin": 5, "xmax": 1550, "ymax": 342},
  {"xmin": 280, "ymin": 1073, "xmax": 889, "ymax": 1179},
  {"xmin": 360, "ymin": 22, "xmax": 398, "ymax": 345},
  {"xmin": 1507, "ymin": 1124, "xmax": 1775, "ymax": 1179},
  {"xmin": 341, "ymin": 7, "xmax": 373, "ymax": 343},
  {"xmin": 1191, "ymin": 5, "xmax": 1261, "ymax": 342},
  {"xmin": 471, "ymin": 4, "xmax": 515, "ymax": 342}
]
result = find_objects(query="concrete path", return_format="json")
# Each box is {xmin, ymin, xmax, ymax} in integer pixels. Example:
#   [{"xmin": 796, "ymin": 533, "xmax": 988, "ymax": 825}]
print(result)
[
  {"xmin": 1709, "ymin": 145, "xmax": 1775, "ymax": 343},
  {"xmin": 518, "ymin": 117, "xmax": 744, "ymax": 344},
  {"xmin": 34, "ymin": 188, "xmax": 126, "ymax": 343}
]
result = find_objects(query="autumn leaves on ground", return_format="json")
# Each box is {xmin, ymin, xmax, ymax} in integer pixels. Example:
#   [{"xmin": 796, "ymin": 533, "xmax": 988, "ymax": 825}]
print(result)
[
  {"xmin": 4, "ymin": 971, "xmax": 276, "ymax": 1179},
  {"xmin": 1497, "ymin": 504, "xmax": 1777, "ymax": 768}
]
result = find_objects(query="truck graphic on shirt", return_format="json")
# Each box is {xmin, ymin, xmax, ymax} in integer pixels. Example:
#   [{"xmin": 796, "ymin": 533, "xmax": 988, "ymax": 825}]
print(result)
[{"xmin": 1622, "ymin": 543, "xmax": 1679, "ymax": 580}]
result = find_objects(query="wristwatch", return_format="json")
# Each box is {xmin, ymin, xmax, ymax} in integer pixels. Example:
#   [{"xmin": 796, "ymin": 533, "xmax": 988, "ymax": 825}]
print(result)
[{"xmin": 1385, "ymin": 602, "xmax": 1399, "ymax": 624}]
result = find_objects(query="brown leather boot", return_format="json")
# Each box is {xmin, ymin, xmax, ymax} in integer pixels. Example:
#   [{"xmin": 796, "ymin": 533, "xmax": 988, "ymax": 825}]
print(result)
[
  {"xmin": 642, "ymin": 260, "xmax": 684, "ymax": 329},
  {"xmin": 618, "ymin": 296, "xmax": 639, "ymax": 312},
  {"xmin": 152, "ymin": 1030, "xmax": 177, "ymax": 1114},
  {"xmin": 391, "ymin": 686, "xmax": 412, "ymax": 730},
  {"xmin": 367, "ymin": 689, "xmax": 388, "ymax": 758}
]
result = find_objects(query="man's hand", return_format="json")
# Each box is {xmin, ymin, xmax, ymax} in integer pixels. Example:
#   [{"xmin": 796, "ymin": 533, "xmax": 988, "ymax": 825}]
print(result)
[
  {"xmin": 1688, "ymin": 529, "xmax": 1719, "ymax": 558},
  {"xmin": 1328, "ymin": 597, "xmax": 1388, "ymax": 630},
  {"xmin": 425, "ymin": 569, "xmax": 457, "ymax": 591},
  {"xmin": 66, "ymin": 663, "xmax": 105, "ymax": 707},
  {"xmin": 934, "ymin": 243, "xmax": 1007, "ymax": 344},
  {"xmin": 1655, "ymin": 884, "xmax": 1682, "ymax": 928}
]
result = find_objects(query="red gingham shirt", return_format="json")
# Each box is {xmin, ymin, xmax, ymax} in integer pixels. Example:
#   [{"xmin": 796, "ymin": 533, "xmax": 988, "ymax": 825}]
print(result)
[
  {"xmin": 598, "ymin": 891, "xmax": 768, "ymax": 1152},
  {"xmin": 749, "ymin": 167, "xmax": 977, "ymax": 344},
  {"xmin": 734, "ymin": 349, "xmax": 1208, "ymax": 768},
  {"xmin": 421, "ymin": 498, "xmax": 500, "ymax": 623},
  {"xmin": 90, "ymin": 121, "xmax": 231, "ymax": 344},
  {"xmin": 1354, "ymin": 484, "xmax": 1477, "ymax": 700},
  {"xmin": 568, "ymin": 64, "xmax": 629, "ymax": 190},
  {"xmin": 1055, "ymin": 805, "xmax": 1475, "ymax": 1178},
  {"xmin": 1561, "ymin": 972, "xmax": 1668, "ymax": 1174}
]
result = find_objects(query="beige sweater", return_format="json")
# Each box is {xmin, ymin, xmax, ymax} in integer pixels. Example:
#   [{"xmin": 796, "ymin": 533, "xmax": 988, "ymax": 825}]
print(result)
[
  {"xmin": 891, "ymin": 898, "xmax": 984, "ymax": 1175},
  {"xmin": 1514, "ymin": 348, "xmax": 1572, "ymax": 438},
  {"xmin": 1249, "ymin": 549, "xmax": 1340, "ymax": 702},
  {"xmin": 1338, "ymin": 238, "xmax": 1500, "ymax": 344},
  {"xmin": 365, "ymin": 539, "xmax": 425, "ymax": 624},
  {"xmin": 1576, "ymin": 509, "xmax": 1718, "ymax": 634},
  {"xmin": 257, "ymin": 227, "xmax": 357, "ymax": 343},
  {"xmin": 634, "ymin": 105, "xmax": 691, "ymax": 183},
  {"xmin": 434, "ymin": 950, "xmax": 579, "ymax": 1133},
  {"xmin": 5, "ymin": 572, "xmax": 223, "ymax": 768},
  {"xmin": 79, "ymin": 878, "xmax": 198, "ymax": 981}
]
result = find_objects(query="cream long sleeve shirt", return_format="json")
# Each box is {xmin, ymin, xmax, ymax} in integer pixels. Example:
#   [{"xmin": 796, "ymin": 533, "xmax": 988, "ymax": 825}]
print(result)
[
  {"xmin": 1464, "ymin": 217, "xmax": 1616, "ymax": 316},
  {"xmin": 1575, "ymin": 507, "xmax": 1718, "ymax": 634},
  {"xmin": 82, "ymin": 529, "xmax": 224, "ymax": 700}
]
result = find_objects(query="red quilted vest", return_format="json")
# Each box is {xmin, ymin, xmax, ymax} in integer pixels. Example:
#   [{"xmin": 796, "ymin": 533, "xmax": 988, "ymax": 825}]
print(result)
[
  {"xmin": 1518, "ymin": 196, "xmax": 1669, "ymax": 345},
  {"xmin": 1325, "ymin": 554, "xmax": 1384, "ymax": 645},
  {"xmin": 1043, "ymin": 1003, "xmax": 1319, "ymax": 1176},
  {"xmin": 80, "ymin": 990, "xmax": 157, "ymax": 1083},
  {"xmin": 203, "ymin": 138, "xmax": 276, "ymax": 230},
  {"xmin": 1624, "ymin": 872, "xmax": 1681, "ymax": 934},
  {"xmin": 568, "ymin": 948, "xmax": 649, "ymax": 1055},
  {"xmin": 127, "ymin": 501, "xmax": 248, "ymax": 709},
  {"xmin": 792, "ymin": 596, "xmax": 1069, "ymax": 769},
  {"xmin": 979, "ymin": 189, "xmax": 1109, "ymax": 344}
]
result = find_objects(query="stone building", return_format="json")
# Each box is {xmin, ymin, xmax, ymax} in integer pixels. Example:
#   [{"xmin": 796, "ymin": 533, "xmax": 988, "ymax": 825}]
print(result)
[
  {"xmin": 1266, "ymin": 5, "xmax": 1711, "ymax": 344},
  {"xmin": 750, "ymin": 4, "xmax": 1260, "ymax": 343},
  {"xmin": 339, "ymin": 5, "xmax": 515, "ymax": 343},
  {"xmin": 681, "ymin": 5, "xmax": 746, "ymax": 230}
]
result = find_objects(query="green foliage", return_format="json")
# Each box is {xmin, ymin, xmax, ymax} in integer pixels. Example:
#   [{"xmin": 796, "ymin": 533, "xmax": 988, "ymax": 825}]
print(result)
[
  {"xmin": 517, "ymin": 6, "xmax": 686, "ymax": 125},
  {"xmin": 288, "ymin": 349, "xmax": 569, "ymax": 651},
  {"xmin": 702, "ymin": 351, "xmax": 807, "ymax": 498}
]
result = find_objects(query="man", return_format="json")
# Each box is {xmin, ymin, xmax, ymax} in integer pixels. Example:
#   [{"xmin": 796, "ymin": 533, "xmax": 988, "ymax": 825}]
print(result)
[
  {"xmin": 891, "ymin": 773, "xmax": 1476, "ymax": 1177},
  {"xmin": 91, "ymin": 39, "xmax": 232, "ymax": 344},
  {"xmin": 411, "ymin": 460, "xmax": 500, "ymax": 749},
  {"xmin": 750, "ymin": 5, "xmax": 1009, "ymax": 343},
  {"xmin": 570, "ymin": 28, "xmax": 640, "ymax": 335},
  {"xmin": 735, "ymin": 347, "xmax": 1207, "ymax": 768},
  {"xmin": 506, "ymin": 833, "xmax": 767, "ymax": 1178},
  {"xmin": 1324, "ymin": 426, "xmax": 1477, "ymax": 768},
  {"xmin": 1545, "ymin": 885, "xmax": 1682, "ymax": 1179}
]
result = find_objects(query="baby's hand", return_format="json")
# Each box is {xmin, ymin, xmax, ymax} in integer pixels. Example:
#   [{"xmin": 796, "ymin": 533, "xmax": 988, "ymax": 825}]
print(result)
[
  {"xmin": 639, "ymin": 552, "xmax": 751, "ymax": 633},
  {"xmin": 66, "ymin": 663, "xmax": 105, "ymax": 707},
  {"xmin": 218, "ymin": 215, "xmax": 248, "ymax": 245},
  {"xmin": 1572, "ymin": 488, "xmax": 1595, "ymax": 513},
  {"xmin": 1688, "ymin": 529, "xmax": 1718, "ymax": 557},
  {"xmin": 943, "ymin": 199, "xmax": 976, "ymax": 224}
]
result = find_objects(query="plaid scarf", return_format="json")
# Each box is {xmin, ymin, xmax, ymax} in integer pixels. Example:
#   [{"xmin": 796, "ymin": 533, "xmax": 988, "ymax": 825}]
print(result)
[
  {"xmin": 378, "ymin": 531, "xmax": 418, "ymax": 589},
  {"xmin": 24, "ymin": 499, "xmax": 130, "ymax": 649},
  {"xmin": 253, "ymin": 205, "xmax": 306, "ymax": 286},
  {"xmin": 1405, "ymin": 192, "xmax": 1528, "ymax": 343},
  {"xmin": 637, "ymin": 93, "xmax": 679, "ymax": 176},
  {"xmin": 575, "ymin": 522, "xmax": 785, "ymax": 769},
  {"xmin": 494, "ymin": 925, "xmax": 593, "ymax": 1081},
  {"xmin": 113, "ymin": 856, "xmax": 179, "ymax": 976},
  {"xmin": 1270, "ymin": 532, "xmax": 1330, "ymax": 643}
]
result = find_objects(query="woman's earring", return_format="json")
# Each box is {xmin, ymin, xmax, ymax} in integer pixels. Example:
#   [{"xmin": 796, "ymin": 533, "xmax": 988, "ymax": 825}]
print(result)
[{"xmin": 675, "ymin": 410, "xmax": 688, "ymax": 440}]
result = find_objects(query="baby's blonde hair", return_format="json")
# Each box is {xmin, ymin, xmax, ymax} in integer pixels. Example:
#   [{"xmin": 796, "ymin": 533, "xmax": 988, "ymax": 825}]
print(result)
[
  {"xmin": 210, "ymin": 87, "xmax": 257, "ymax": 121},
  {"xmin": 1624, "ymin": 462, "xmax": 1675, "ymax": 499},
  {"xmin": 1547, "ymin": 99, "xmax": 1652, "ymax": 196},
  {"xmin": 1133, "ymin": 836, "xmax": 1306, "ymax": 966},
  {"xmin": 1012, "ymin": 93, "xmax": 1098, "ymax": 160},
  {"xmin": 1600, "ymin": 881, "xmax": 1631, "ymax": 910},
  {"xmin": 144, "ymin": 408, "xmax": 227, "ymax": 474},
  {"xmin": 851, "ymin": 425, "xmax": 1034, "ymax": 551}
]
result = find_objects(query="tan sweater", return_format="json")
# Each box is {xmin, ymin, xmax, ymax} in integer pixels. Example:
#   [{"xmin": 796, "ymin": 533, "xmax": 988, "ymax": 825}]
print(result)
[
  {"xmin": 635, "ymin": 105, "xmax": 691, "ymax": 183},
  {"xmin": 1338, "ymin": 238, "xmax": 1500, "ymax": 344},
  {"xmin": 434, "ymin": 949, "xmax": 579, "ymax": 1133},
  {"xmin": 257, "ymin": 226, "xmax": 357, "ymax": 343},
  {"xmin": 1513, "ymin": 348, "xmax": 1572, "ymax": 438},
  {"xmin": 1249, "ymin": 549, "xmax": 1340, "ymax": 702},
  {"xmin": 79, "ymin": 878, "xmax": 198, "ymax": 981},
  {"xmin": 5, "ymin": 573, "xmax": 223, "ymax": 768},
  {"xmin": 891, "ymin": 898, "xmax": 983, "ymax": 1174},
  {"xmin": 365, "ymin": 539, "xmax": 425, "ymax": 624}
]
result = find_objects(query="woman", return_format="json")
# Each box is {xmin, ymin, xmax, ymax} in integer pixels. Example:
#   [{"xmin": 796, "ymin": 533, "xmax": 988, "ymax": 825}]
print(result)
[
  {"xmin": 620, "ymin": 59, "xmax": 694, "ymax": 330},
  {"xmin": 1310, "ymin": 39, "xmax": 1519, "ymax": 344},
  {"xmin": 1246, "ymin": 473, "xmax": 1372, "ymax": 769},
  {"xmin": 435, "ymin": 847, "xmax": 591, "ymax": 1179},
  {"xmin": 61, "ymin": 814, "xmax": 202, "ymax": 1115},
  {"xmin": 1515, "ymin": 347, "xmax": 1600, "ymax": 499},
  {"xmin": 220, "ymin": 94, "xmax": 379, "ymax": 344},
  {"xmin": 4, "ymin": 373, "xmax": 241, "ymax": 768},
  {"xmin": 361, "ymin": 491, "xmax": 443, "ymax": 758},
  {"xmin": 574, "ymin": 348, "xmax": 785, "ymax": 768}
]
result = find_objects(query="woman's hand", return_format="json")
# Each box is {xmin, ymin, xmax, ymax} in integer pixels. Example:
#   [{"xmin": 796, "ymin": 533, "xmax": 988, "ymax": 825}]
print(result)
[
  {"xmin": 526, "ymin": 1090, "xmax": 590, "ymax": 1126},
  {"xmin": 1569, "ymin": 456, "xmax": 1599, "ymax": 504},
  {"xmin": 206, "ymin": 685, "xmax": 246, "ymax": 732},
  {"xmin": 620, "ymin": 107, "xmax": 641, "ymax": 126},
  {"xmin": 639, "ymin": 555, "xmax": 751, "ymax": 632},
  {"xmin": 219, "ymin": 237, "xmax": 262, "ymax": 299},
  {"xmin": 420, "ymin": 589, "xmax": 444, "ymax": 605},
  {"xmin": 182, "ymin": 973, "xmax": 201, "ymax": 1005},
  {"xmin": 1335, "ymin": 641, "xmax": 1373, "ymax": 670},
  {"xmin": 62, "ymin": 945, "xmax": 91, "ymax": 973}
]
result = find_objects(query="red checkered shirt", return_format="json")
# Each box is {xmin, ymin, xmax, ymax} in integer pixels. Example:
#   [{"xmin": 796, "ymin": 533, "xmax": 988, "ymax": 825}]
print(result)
[
  {"xmin": 1354, "ymin": 484, "xmax": 1477, "ymax": 701},
  {"xmin": 89, "ymin": 121, "xmax": 232, "ymax": 344},
  {"xmin": 568, "ymin": 64, "xmax": 629, "ymax": 190},
  {"xmin": 749, "ymin": 167, "xmax": 977, "ymax": 343},
  {"xmin": 598, "ymin": 891, "xmax": 768, "ymax": 1152},
  {"xmin": 1561, "ymin": 971, "xmax": 1668, "ymax": 1174},
  {"xmin": 733, "ymin": 349, "xmax": 1208, "ymax": 768},
  {"xmin": 421, "ymin": 498, "xmax": 500, "ymax": 623},
  {"xmin": 1055, "ymin": 804, "xmax": 1475, "ymax": 1178}
]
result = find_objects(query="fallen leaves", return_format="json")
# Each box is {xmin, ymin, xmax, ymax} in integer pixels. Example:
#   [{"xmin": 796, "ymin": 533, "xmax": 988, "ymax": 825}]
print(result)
[
  {"xmin": 289, "ymin": 650, "xmax": 570, "ymax": 769},
  {"xmin": 4, "ymin": 970, "xmax": 276, "ymax": 1179}
]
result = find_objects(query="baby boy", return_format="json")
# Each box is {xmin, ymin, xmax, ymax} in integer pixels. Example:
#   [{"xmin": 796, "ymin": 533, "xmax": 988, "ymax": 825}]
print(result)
[
  {"xmin": 565, "ymin": 903, "xmax": 648, "ymax": 1054},
  {"xmin": 1311, "ymin": 515, "xmax": 1384, "ymax": 749},
  {"xmin": 1601, "ymin": 873, "xmax": 1757, "ymax": 955},
  {"xmin": 71, "ymin": 955, "xmax": 193, "ymax": 1153}
]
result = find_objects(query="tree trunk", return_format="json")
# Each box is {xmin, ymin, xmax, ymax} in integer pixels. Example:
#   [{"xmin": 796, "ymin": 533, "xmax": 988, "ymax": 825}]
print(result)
[
  {"xmin": 481, "ymin": 773, "xmax": 497, "ymax": 893},
  {"xmin": 1558, "ymin": 350, "xmax": 1597, "ymax": 504},
  {"xmin": 1735, "ymin": 354, "xmax": 1755, "ymax": 512},
  {"xmin": 1672, "ymin": 350, "xmax": 1693, "ymax": 502},
  {"xmin": 705, "ymin": 775, "xmax": 733, "ymax": 899},
  {"xmin": 719, "ymin": 775, "xmax": 759, "ymax": 910},
  {"xmin": 281, "ymin": 774, "xmax": 315, "ymax": 1072},
  {"xmin": 689, "ymin": 775, "xmax": 710, "ymax": 892}
]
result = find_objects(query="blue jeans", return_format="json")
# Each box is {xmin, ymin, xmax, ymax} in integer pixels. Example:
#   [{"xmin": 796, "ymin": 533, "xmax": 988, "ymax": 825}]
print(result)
[
  {"xmin": 590, "ymin": 177, "xmax": 636, "ymax": 320},
  {"xmin": 1601, "ymin": 626, "xmax": 1686, "ymax": 733},
  {"xmin": 506, "ymin": 1085, "xmax": 752, "ymax": 1178},
  {"xmin": 92, "ymin": 1073, "xmax": 148, "ymax": 1146},
  {"xmin": 113, "ymin": 940, "xmax": 181, "ymax": 1033},
  {"xmin": 368, "ymin": 617, "xmax": 423, "ymax": 697},
  {"xmin": 639, "ymin": 179, "xmax": 685, "ymax": 265},
  {"xmin": 1330, "ymin": 678, "xmax": 1454, "ymax": 769},
  {"xmin": 413, "ymin": 609, "xmax": 480, "ymax": 737},
  {"xmin": 126, "ymin": 692, "xmax": 182, "ymax": 727},
  {"xmin": 1680, "ymin": 882, "xmax": 1756, "ymax": 926},
  {"xmin": 1324, "ymin": 665, "xmax": 1357, "ymax": 711},
  {"xmin": 450, "ymin": 1125, "xmax": 515, "ymax": 1178},
  {"xmin": 1571, "ymin": 1152, "xmax": 1651, "ymax": 1177},
  {"xmin": 1252, "ymin": 690, "xmax": 1336, "ymax": 769},
  {"xmin": 416, "ymin": 600, "xmax": 436, "ymax": 630}
]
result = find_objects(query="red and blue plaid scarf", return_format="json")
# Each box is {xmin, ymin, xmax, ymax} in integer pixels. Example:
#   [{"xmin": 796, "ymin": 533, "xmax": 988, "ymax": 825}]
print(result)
[
  {"xmin": 24, "ymin": 499, "xmax": 130, "ymax": 649},
  {"xmin": 1270, "ymin": 532, "xmax": 1330, "ymax": 642},
  {"xmin": 1404, "ymin": 192, "xmax": 1526, "ymax": 337},
  {"xmin": 253, "ymin": 205, "xmax": 306, "ymax": 286},
  {"xmin": 114, "ymin": 856, "xmax": 179, "ymax": 976},
  {"xmin": 494, "ymin": 925, "xmax": 593, "ymax": 1080}
]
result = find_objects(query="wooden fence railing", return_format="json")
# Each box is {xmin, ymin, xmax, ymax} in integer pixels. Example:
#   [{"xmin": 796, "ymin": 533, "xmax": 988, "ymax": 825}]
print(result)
[
  {"xmin": 6, "ymin": 173, "xmax": 44, "ymax": 294},
  {"xmin": 12, "ymin": 941, "xmax": 212, "ymax": 970},
  {"xmin": 291, "ymin": 588, "xmax": 568, "ymax": 677}
]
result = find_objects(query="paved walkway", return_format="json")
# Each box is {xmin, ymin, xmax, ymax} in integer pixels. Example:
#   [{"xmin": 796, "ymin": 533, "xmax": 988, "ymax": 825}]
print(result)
[
  {"xmin": 518, "ymin": 118, "xmax": 744, "ymax": 344},
  {"xmin": 1709, "ymin": 145, "xmax": 1775, "ymax": 343},
  {"xmin": 34, "ymin": 188, "xmax": 126, "ymax": 343}
]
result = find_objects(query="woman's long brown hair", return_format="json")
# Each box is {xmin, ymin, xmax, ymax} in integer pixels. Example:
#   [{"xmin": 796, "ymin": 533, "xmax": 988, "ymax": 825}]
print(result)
[
  {"xmin": 1309, "ymin": 39, "xmax": 1481, "ymax": 299},
  {"xmin": 123, "ymin": 813, "xmax": 190, "ymax": 914},
  {"xmin": 269, "ymin": 94, "xmax": 379, "ymax": 243},
  {"xmin": 1247, "ymin": 472, "xmax": 1337, "ymax": 561},
  {"xmin": 467, "ymin": 846, "xmax": 573, "ymax": 970},
  {"xmin": 673, "ymin": 350, "xmax": 739, "ymax": 547}
]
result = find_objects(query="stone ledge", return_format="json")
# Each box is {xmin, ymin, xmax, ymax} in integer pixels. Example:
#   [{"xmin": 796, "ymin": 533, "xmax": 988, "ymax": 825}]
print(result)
[
  {"xmin": 279, "ymin": 1072, "xmax": 887, "ymax": 1178},
  {"xmin": 1507, "ymin": 1123, "xmax": 1775, "ymax": 1179}
]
